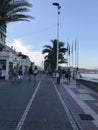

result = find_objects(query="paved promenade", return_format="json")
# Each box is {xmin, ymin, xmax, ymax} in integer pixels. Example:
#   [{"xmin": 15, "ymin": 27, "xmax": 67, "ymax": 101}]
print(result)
[
  {"xmin": 59, "ymin": 78, "xmax": 98, "ymax": 130},
  {"xmin": 0, "ymin": 74, "xmax": 98, "ymax": 130}
]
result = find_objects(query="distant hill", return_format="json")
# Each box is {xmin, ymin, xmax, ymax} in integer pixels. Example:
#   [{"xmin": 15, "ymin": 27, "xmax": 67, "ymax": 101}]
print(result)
[{"xmin": 80, "ymin": 68, "xmax": 98, "ymax": 73}]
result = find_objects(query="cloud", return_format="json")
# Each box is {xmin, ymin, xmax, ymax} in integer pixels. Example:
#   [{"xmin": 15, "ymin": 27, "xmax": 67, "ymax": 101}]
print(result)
[{"xmin": 8, "ymin": 39, "xmax": 44, "ymax": 66}]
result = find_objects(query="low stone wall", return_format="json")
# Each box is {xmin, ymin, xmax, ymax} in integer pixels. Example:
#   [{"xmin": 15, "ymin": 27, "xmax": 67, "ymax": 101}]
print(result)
[{"xmin": 78, "ymin": 78, "xmax": 98, "ymax": 92}]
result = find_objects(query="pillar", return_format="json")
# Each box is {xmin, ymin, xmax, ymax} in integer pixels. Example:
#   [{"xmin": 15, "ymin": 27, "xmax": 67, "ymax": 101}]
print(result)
[{"xmin": 5, "ymin": 58, "xmax": 9, "ymax": 80}]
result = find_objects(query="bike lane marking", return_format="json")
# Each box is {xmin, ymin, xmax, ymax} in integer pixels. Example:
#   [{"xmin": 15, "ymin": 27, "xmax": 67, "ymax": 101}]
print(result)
[
  {"xmin": 51, "ymin": 79, "xmax": 82, "ymax": 130},
  {"xmin": 15, "ymin": 78, "xmax": 43, "ymax": 130}
]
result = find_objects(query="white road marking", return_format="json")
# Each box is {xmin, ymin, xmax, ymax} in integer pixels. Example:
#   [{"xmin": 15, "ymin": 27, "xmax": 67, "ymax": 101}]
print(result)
[
  {"xmin": 15, "ymin": 80, "xmax": 42, "ymax": 130},
  {"xmin": 51, "ymin": 79, "xmax": 81, "ymax": 130}
]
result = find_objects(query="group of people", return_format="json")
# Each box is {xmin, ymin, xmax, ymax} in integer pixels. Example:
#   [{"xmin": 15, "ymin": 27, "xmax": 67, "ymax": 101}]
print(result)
[
  {"xmin": 10, "ymin": 65, "xmax": 38, "ymax": 81},
  {"xmin": 56, "ymin": 66, "xmax": 80, "ymax": 86},
  {"xmin": 28, "ymin": 65, "xmax": 38, "ymax": 80},
  {"xmin": 0, "ymin": 64, "xmax": 39, "ymax": 81},
  {"xmin": 12, "ymin": 66, "xmax": 23, "ymax": 81}
]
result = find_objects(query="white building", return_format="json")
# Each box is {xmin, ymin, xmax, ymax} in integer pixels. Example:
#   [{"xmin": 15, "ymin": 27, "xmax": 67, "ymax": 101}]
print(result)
[
  {"xmin": 18, "ymin": 53, "xmax": 31, "ymax": 74},
  {"xmin": 0, "ymin": 45, "xmax": 32, "ymax": 80},
  {"xmin": 0, "ymin": 25, "xmax": 32, "ymax": 80}
]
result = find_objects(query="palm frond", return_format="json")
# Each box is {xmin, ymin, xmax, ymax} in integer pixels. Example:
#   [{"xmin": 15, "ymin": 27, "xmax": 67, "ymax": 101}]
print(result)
[{"xmin": 0, "ymin": 0, "xmax": 33, "ymax": 25}]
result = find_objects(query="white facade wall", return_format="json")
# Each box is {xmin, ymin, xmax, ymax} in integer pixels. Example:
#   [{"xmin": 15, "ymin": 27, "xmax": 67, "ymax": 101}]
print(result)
[
  {"xmin": 21, "ymin": 57, "xmax": 31, "ymax": 74},
  {"xmin": 0, "ymin": 46, "xmax": 31, "ymax": 80},
  {"xmin": 0, "ymin": 24, "xmax": 32, "ymax": 80}
]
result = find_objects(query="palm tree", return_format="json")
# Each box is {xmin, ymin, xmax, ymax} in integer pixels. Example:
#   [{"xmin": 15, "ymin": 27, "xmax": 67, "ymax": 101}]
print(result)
[
  {"xmin": 42, "ymin": 39, "xmax": 67, "ymax": 72},
  {"xmin": 0, "ymin": 0, "xmax": 33, "ymax": 26}
]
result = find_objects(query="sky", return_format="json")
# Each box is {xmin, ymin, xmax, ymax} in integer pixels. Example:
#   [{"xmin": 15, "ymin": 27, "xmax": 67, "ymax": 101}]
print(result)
[{"xmin": 6, "ymin": 0, "xmax": 98, "ymax": 69}]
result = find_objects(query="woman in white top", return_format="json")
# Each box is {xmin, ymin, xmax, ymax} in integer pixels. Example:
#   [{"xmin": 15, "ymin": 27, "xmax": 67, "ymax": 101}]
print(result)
[
  {"xmin": 1, "ymin": 68, "xmax": 6, "ymax": 80},
  {"xmin": 75, "ymin": 67, "xmax": 80, "ymax": 86}
]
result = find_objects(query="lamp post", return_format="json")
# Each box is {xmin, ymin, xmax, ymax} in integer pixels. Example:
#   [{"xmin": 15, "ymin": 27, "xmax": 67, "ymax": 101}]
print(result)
[{"xmin": 52, "ymin": 3, "xmax": 61, "ymax": 70}]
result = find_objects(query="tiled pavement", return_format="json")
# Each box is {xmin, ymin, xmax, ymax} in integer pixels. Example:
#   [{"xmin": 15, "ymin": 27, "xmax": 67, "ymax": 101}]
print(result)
[{"xmin": 59, "ymin": 79, "xmax": 98, "ymax": 130}]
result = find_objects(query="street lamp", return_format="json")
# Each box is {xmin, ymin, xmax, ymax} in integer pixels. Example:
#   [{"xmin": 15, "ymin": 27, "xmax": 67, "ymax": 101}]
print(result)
[{"xmin": 52, "ymin": 2, "xmax": 61, "ymax": 70}]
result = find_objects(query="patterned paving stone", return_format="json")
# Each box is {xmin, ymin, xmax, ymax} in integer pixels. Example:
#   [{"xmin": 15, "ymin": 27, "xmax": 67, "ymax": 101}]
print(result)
[
  {"xmin": 77, "ymin": 94, "xmax": 96, "ymax": 100},
  {"xmin": 61, "ymin": 79, "xmax": 98, "ymax": 130}
]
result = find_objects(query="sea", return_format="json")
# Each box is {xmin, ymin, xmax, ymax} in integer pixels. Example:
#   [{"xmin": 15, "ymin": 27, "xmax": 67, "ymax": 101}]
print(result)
[{"xmin": 81, "ymin": 73, "xmax": 98, "ymax": 80}]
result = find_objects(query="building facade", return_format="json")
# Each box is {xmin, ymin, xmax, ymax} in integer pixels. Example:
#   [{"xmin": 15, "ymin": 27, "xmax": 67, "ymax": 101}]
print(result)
[{"xmin": 0, "ymin": 25, "xmax": 32, "ymax": 80}]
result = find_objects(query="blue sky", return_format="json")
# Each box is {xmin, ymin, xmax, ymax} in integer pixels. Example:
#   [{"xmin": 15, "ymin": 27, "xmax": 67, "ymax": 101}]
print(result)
[{"xmin": 6, "ymin": 0, "xmax": 98, "ymax": 69}]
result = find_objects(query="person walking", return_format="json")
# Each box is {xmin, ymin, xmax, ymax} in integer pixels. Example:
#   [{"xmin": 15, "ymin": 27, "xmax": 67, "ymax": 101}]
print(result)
[
  {"xmin": 18, "ymin": 66, "xmax": 23, "ymax": 81},
  {"xmin": 57, "ymin": 66, "xmax": 62, "ymax": 84},
  {"xmin": 33, "ymin": 66, "xmax": 38, "ymax": 80},
  {"xmin": 75, "ymin": 67, "xmax": 80, "ymax": 86},
  {"xmin": 12, "ymin": 66, "xmax": 17, "ymax": 81},
  {"xmin": 66, "ymin": 68, "xmax": 71, "ymax": 84},
  {"xmin": 1, "ymin": 67, "xmax": 6, "ymax": 80},
  {"xmin": 62, "ymin": 68, "xmax": 66, "ymax": 79},
  {"xmin": 28, "ymin": 65, "xmax": 33, "ymax": 80}
]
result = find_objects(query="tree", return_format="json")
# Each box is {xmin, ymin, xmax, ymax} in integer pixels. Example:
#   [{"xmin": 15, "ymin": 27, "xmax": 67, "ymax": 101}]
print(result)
[
  {"xmin": 0, "ymin": 0, "xmax": 33, "ymax": 26},
  {"xmin": 42, "ymin": 39, "xmax": 67, "ymax": 72}
]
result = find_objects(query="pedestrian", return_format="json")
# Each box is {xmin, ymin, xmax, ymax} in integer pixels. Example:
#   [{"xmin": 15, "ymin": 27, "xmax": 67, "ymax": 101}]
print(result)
[
  {"xmin": 75, "ymin": 67, "xmax": 80, "ymax": 86},
  {"xmin": 12, "ymin": 66, "xmax": 17, "ymax": 81},
  {"xmin": 57, "ymin": 66, "xmax": 62, "ymax": 84},
  {"xmin": 33, "ymin": 66, "xmax": 38, "ymax": 80},
  {"xmin": 62, "ymin": 68, "xmax": 66, "ymax": 79},
  {"xmin": 65, "ymin": 69, "xmax": 68, "ymax": 82},
  {"xmin": 28, "ymin": 65, "xmax": 33, "ymax": 80},
  {"xmin": 18, "ymin": 66, "xmax": 23, "ymax": 81},
  {"xmin": 1, "ymin": 67, "xmax": 6, "ymax": 80},
  {"xmin": 66, "ymin": 68, "xmax": 71, "ymax": 84},
  {"xmin": 9, "ymin": 67, "xmax": 13, "ymax": 80}
]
